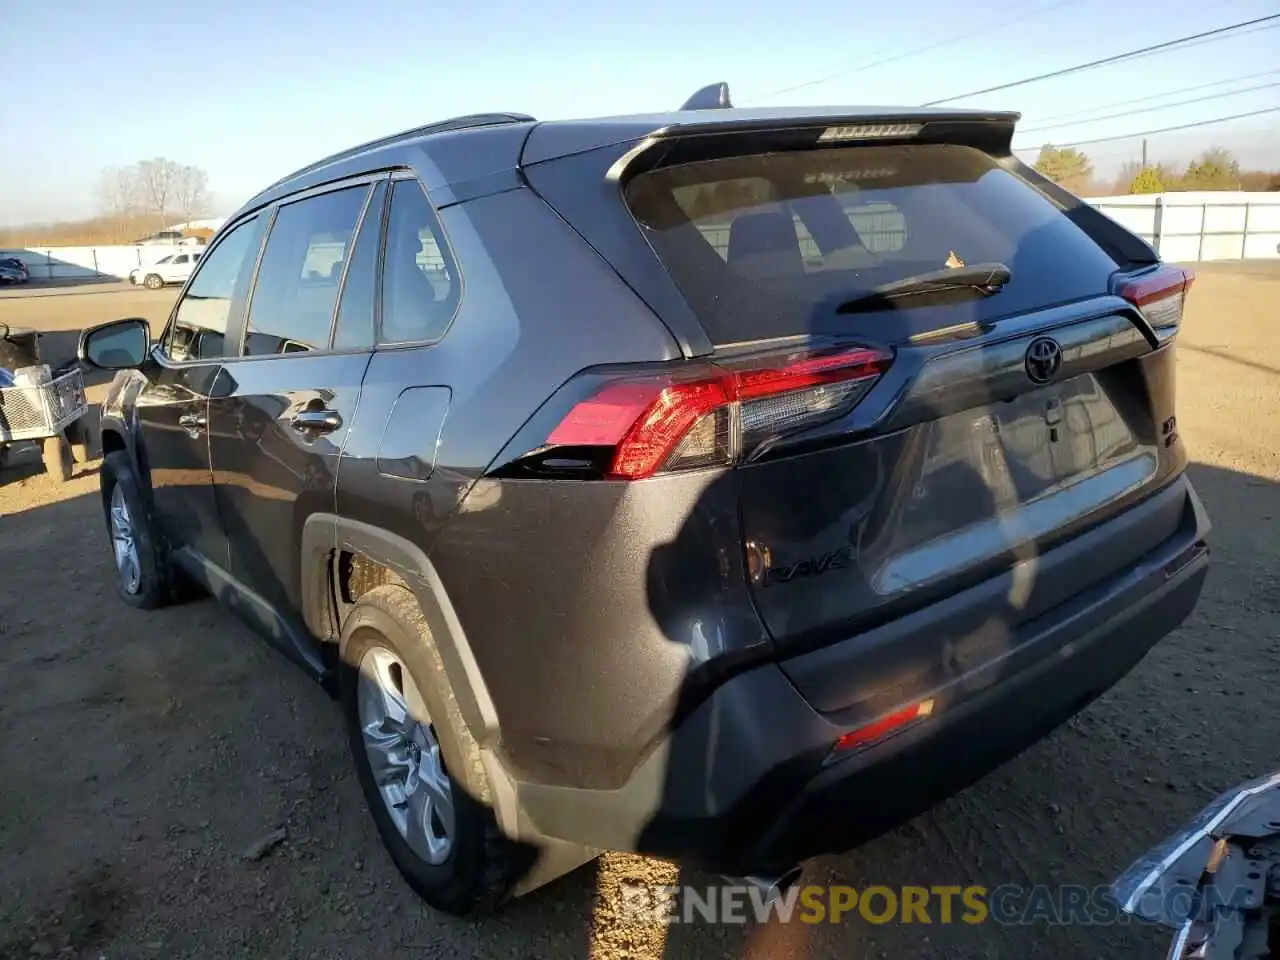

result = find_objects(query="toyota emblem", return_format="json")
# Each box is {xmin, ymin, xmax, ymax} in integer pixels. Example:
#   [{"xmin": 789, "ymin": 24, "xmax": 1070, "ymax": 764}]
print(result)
[{"xmin": 1025, "ymin": 337, "xmax": 1063, "ymax": 384}]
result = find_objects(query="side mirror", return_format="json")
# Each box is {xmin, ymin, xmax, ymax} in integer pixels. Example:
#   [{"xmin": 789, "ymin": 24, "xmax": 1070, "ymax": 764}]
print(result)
[{"xmin": 78, "ymin": 317, "xmax": 151, "ymax": 370}]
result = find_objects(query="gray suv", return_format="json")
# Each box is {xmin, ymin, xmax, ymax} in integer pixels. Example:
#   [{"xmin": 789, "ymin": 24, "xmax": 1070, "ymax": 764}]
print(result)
[{"xmin": 78, "ymin": 94, "xmax": 1210, "ymax": 914}]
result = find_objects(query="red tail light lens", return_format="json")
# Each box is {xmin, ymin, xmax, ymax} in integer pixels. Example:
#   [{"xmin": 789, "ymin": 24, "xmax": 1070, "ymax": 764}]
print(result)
[
  {"xmin": 544, "ymin": 345, "xmax": 892, "ymax": 480},
  {"xmin": 1118, "ymin": 265, "xmax": 1194, "ymax": 334}
]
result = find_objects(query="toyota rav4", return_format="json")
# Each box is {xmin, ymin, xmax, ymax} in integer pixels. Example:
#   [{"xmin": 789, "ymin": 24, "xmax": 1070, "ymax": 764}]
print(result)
[{"xmin": 78, "ymin": 89, "xmax": 1210, "ymax": 915}]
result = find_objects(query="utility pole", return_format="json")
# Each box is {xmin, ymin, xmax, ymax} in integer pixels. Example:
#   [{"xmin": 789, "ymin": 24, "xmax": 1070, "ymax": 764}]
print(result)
[{"xmin": 1141, "ymin": 138, "xmax": 1148, "ymax": 170}]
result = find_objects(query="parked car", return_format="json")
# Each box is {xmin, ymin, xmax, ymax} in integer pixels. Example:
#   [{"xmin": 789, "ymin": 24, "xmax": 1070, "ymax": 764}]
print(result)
[
  {"xmin": 77, "ymin": 89, "xmax": 1210, "ymax": 916},
  {"xmin": 0, "ymin": 257, "xmax": 29, "ymax": 284},
  {"xmin": 128, "ymin": 250, "xmax": 202, "ymax": 289}
]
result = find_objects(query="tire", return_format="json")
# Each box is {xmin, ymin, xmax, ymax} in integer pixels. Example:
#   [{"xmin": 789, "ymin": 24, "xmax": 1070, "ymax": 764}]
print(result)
[
  {"xmin": 340, "ymin": 585, "xmax": 529, "ymax": 915},
  {"xmin": 144, "ymin": 274, "xmax": 163, "ymax": 290},
  {"xmin": 42, "ymin": 435, "xmax": 72, "ymax": 482},
  {"xmin": 99, "ymin": 451, "xmax": 172, "ymax": 609}
]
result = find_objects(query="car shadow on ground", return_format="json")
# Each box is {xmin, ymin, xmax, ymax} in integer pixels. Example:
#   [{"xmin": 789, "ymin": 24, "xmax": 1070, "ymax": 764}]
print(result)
[{"xmin": 0, "ymin": 459, "xmax": 1275, "ymax": 959}]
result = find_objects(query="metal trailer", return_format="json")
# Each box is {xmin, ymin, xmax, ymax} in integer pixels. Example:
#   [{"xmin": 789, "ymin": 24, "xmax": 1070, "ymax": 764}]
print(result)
[{"xmin": 0, "ymin": 324, "xmax": 90, "ymax": 482}]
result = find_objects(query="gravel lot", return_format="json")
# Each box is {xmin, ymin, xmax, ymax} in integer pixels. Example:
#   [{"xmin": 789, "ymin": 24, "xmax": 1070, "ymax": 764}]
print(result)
[{"xmin": 2, "ymin": 264, "xmax": 1277, "ymax": 959}]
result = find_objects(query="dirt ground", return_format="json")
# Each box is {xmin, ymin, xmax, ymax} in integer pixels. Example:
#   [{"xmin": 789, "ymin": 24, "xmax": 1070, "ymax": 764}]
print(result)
[{"xmin": 1, "ymin": 265, "xmax": 1277, "ymax": 959}]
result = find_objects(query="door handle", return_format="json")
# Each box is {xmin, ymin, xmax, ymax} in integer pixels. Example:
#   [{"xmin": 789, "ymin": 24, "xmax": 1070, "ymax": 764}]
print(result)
[
  {"xmin": 178, "ymin": 412, "xmax": 206, "ymax": 437},
  {"xmin": 291, "ymin": 409, "xmax": 343, "ymax": 434}
]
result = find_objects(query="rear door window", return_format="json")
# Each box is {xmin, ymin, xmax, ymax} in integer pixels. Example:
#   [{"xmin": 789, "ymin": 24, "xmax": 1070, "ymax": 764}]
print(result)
[
  {"xmin": 244, "ymin": 185, "xmax": 369, "ymax": 355},
  {"xmin": 625, "ymin": 144, "xmax": 1120, "ymax": 345},
  {"xmin": 332, "ymin": 180, "xmax": 387, "ymax": 351}
]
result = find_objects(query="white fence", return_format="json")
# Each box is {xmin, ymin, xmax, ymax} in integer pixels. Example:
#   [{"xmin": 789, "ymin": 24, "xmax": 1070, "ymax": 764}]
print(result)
[
  {"xmin": 4, "ymin": 192, "xmax": 1277, "ymax": 281},
  {"xmin": 0, "ymin": 242, "xmax": 205, "ymax": 281},
  {"xmin": 1086, "ymin": 191, "xmax": 1280, "ymax": 262}
]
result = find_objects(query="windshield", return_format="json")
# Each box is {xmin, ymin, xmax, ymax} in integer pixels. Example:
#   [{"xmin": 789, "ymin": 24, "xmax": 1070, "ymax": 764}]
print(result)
[{"xmin": 624, "ymin": 143, "xmax": 1120, "ymax": 344}]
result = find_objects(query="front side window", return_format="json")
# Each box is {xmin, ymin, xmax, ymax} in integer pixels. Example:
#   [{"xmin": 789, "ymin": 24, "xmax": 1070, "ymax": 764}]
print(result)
[
  {"xmin": 380, "ymin": 179, "xmax": 458, "ymax": 344},
  {"xmin": 165, "ymin": 215, "xmax": 265, "ymax": 361},
  {"xmin": 244, "ymin": 185, "xmax": 369, "ymax": 356}
]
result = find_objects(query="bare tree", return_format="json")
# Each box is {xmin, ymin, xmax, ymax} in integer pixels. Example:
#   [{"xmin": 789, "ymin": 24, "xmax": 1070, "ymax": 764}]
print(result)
[
  {"xmin": 174, "ymin": 165, "xmax": 210, "ymax": 227},
  {"xmin": 96, "ymin": 166, "xmax": 140, "ymax": 240},
  {"xmin": 1113, "ymin": 160, "xmax": 1143, "ymax": 194},
  {"xmin": 135, "ymin": 157, "xmax": 184, "ymax": 226},
  {"xmin": 93, "ymin": 158, "xmax": 215, "ymax": 242}
]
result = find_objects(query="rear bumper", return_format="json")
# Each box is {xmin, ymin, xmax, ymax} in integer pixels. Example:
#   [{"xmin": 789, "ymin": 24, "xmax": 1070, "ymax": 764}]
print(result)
[
  {"xmin": 754, "ymin": 543, "xmax": 1207, "ymax": 872},
  {"xmin": 512, "ymin": 475, "xmax": 1210, "ymax": 872}
]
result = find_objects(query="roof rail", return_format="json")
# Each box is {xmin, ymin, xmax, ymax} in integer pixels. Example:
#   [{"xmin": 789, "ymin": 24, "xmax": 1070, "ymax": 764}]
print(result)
[
  {"xmin": 680, "ymin": 82, "xmax": 733, "ymax": 110},
  {"xmin": 256, "ymin": 112, "xmax": 536, "ymax": 198}
]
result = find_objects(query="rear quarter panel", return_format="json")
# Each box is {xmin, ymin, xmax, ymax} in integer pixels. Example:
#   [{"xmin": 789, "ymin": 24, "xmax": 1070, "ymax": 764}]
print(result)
[{"xmin": 335, "ymin": 187, "xmax": 690, "ymax": 787}]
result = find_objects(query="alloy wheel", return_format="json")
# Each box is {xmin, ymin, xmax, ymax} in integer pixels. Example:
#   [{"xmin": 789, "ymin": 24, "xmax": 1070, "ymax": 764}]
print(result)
[
  {"xmin": 108, "ymin": 484, "xmax": 142, "ymax": 595},
  {"xmin": 356, "ymin": 646, "xmax": 455, "ymax": 864}
]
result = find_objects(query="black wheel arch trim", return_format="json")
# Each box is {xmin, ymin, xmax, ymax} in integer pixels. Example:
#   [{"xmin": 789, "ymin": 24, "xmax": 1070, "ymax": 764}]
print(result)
[
  {"xmin": 97, "ymin": 410, "xmax": 155, "ymax": 516},
  {"xmin": 301, "ymin": 514, "xmax": 501, "ymax": 758}
]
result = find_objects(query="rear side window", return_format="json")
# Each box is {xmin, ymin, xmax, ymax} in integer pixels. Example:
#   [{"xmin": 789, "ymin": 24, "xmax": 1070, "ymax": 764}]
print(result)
[
  {"xmin": 380, "ymin": 179, "xmax": 458, "ymax": 344},
  {"xmin": 625, "ymin": 144, "xmax": 1120, "ymax": 344},
  {"xmin": 244, "ymin": 185, "xmax": 369, "ymax": 355}
]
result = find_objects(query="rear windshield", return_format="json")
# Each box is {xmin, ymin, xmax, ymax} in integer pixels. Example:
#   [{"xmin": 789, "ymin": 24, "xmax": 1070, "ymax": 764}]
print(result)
[{"xmin": 624, "ymin": 144, "xmax": 1120, "ymax": 345}]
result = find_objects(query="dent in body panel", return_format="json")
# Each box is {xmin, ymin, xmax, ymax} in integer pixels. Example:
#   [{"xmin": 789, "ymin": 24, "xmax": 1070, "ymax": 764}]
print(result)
[
  {"xmin": 431, "ymin": 468, "xmax": 767, "ymax": 790},
  {"xmin": 99, "ymin": 369, "xmax": 148, "ymax": 468},
  {"xmin": 870, "ymin": 373, "xmax": 1157, "ymax": 595},
  {"xmin": 740, "ymin": 304, "xmax": 1182, "ymax": 655}
]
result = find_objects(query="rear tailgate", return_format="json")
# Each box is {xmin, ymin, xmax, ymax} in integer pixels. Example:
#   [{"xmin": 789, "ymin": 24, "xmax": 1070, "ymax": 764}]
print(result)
[{"xmin": 523, "ymin": 115, "xmax": 1189, "ymax": 698}]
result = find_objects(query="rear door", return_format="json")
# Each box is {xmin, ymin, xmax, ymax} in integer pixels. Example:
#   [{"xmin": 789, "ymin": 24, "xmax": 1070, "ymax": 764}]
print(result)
[
  {"xmin": 532, "ymin": 130, "xmax": 1187, "ymax": 658},
  {"xmin": 206, "ymin": 177, "xmax": 385, "ymax": 653}
]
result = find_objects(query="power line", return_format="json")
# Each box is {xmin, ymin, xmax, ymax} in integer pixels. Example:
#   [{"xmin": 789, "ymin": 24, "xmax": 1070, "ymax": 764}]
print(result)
[
  {"xmin": 1019, "ymin": 80, "xmax": 1280, "ymax": 133},
  {"xmin": 922, "ymin": 14, "xmax": 1280, "ymax": 106},
  {"xmin": 746, "ymin": 0, "xmax": 1076, "ymax": 104},
  {"xmin": 1028, "ymin": 69, "xmax": 1280, "ymax": 126},
  {"xmin": 1012, "ymin": 106, "xmax": 1280, "ymax": 150}
]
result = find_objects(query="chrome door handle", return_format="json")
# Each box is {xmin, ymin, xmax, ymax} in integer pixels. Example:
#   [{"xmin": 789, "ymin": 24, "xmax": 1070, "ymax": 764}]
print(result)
[
  {"xmin": 290, "ymin": 409, "xmax": 342, "ymax": 434},
  {"xmin": 178, "ymin": 412, "xmax": 206, "ymax": 437}
]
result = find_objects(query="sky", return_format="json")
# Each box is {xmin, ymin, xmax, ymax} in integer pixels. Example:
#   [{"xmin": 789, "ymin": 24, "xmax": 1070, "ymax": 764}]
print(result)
[{"xmin": 1, "ymin": 0, "xmax": 1278, "ymax": 224}]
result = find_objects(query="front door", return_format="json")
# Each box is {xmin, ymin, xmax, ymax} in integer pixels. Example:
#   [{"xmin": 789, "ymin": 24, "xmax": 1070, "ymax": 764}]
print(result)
[
  {"xmin": 139, "ymin": 214, "xmax": 267, "ymax": 569},
  {"xmin": 206, "ymin": 179, "xmax": 384, "ymax": 660}
]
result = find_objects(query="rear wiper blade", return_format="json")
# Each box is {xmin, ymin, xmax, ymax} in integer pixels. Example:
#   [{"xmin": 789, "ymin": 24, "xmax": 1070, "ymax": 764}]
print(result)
[{"xmin": 836, "ymin": 262, "xmax": 1011, "ymax": 314}]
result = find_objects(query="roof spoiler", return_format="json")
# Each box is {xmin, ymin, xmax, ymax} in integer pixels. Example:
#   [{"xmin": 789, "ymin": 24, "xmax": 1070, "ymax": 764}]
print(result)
[{"xmin": 680, "ymin": 82, "xmax": 733, "ymax": 111}]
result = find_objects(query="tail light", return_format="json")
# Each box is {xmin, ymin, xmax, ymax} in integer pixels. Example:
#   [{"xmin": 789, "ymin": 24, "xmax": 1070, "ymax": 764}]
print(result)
[
  {"xmin": 510, "ymin": 344, "xmax": 892, "ymax": 480},
  {"xmin": 1118, "ymin": 265, "xmax": 1194, "ymax": 338}
]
